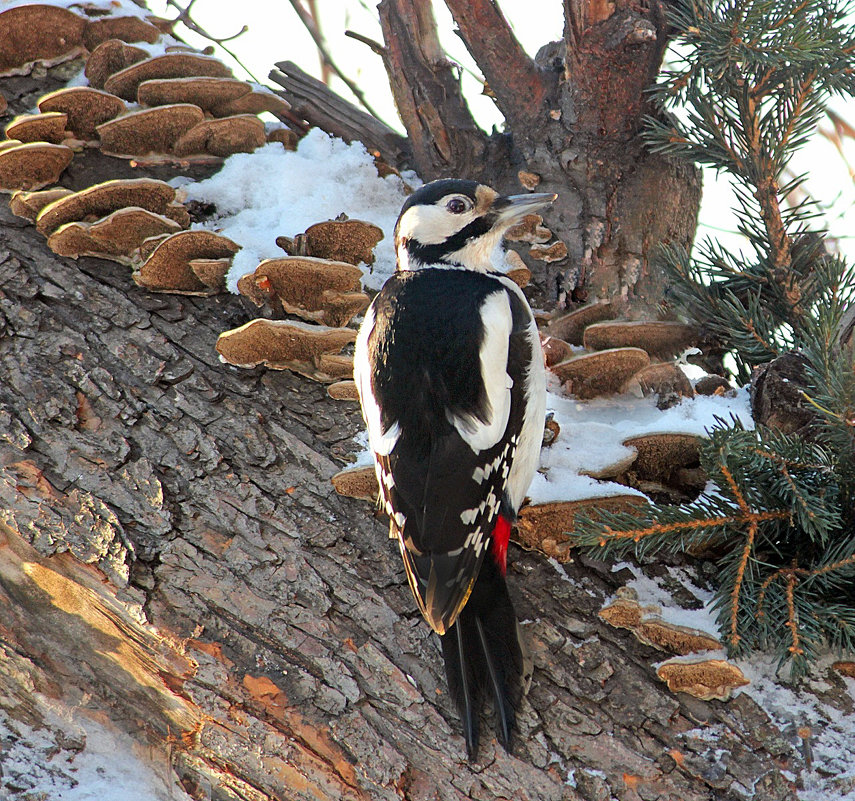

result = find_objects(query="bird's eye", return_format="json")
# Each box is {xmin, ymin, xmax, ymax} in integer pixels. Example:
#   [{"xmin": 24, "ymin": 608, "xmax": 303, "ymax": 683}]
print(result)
[{"xmin": 446, "ymin": 196, "xmax": 470, "ymax": 214}]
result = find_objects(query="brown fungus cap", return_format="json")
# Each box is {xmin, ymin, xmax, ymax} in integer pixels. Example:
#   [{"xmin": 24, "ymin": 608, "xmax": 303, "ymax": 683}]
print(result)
[
  {"xmin": 331, "ymin": 465, "xmax": 378, "ymax": 502},
  {"xmin": 36, "ymin": 178, "xmax": 177, "ymax": 236},
  {"xmin": 529, "ymin": 241, "xmax": 568, "ymax": 263},
  {"xmin": 10, "ymin": 187, "xmax": 74, "ymax": 222},
  {"xmin": 4, "ymin": 112, "xmax": 70, "ymax": 145},
  {"xmin": 85, "ymin": 39, "xmax": 148, "ymax": 90},
  {"xmin": 84, "ymin": 16, "xmax": 162, "ymax": 50},
  {"xmin": 237, "ymin": 256, "xmax": 366, "ymax": 327},
  {"xmin": 188, "ymin": 258, "xmax": 231, "ymax": 291},
  {"xmin": 515, "ymin": 495, "xmax": 648, "ymax": 558},
  {"xmin": 213, "ymin": 89, "xmax": 291, "ymax": 118},
  {"xmin": 621, "ymin": 362, "xmax": 694, "ymax": 402},
  {"xmin": 503, "ymin": 249, "xmax": 531, "ymax": 288},
  {"xmin": 104, "ymin": 53, "xmax": 233, "ymax": 102},
  {"xmin": 137, "ymin": 77, "xmax": 252, "ymax": 113},
  {"xmin": 135, "ymin": 230, "xmax": 239, "ymax": 292},
  {"xmin": 0, "ymin": 142, "xmax": 73, "ymax": 192},
  {"xmin": 583, "ymin": 321, "xmax": 699, "ymax": 360},
  {"xmin": 267, "ymin": 128, "xmax": 299, "ymax": 150},
  {"xmin": 96, "ymin": 104, "xmax": 206, "ymax": 157},
  {"xmin": 0, "ymin": 5, "xmax": 87, "ymax": 76},
  {"xmin": 622, "ymin": 433, "xmax": 700, "ymax": 484},
  {"xmin": 543, "ymin": 301, "xmax": 619, "ymax": 345},
  {"xmin": 173, "ymin": 115, "xmax": 266, "ymax": 158},
  {"xmin": 38, "ymin": 87, "xmax": 126, "ymax": 141},
  {"xmin": 327, "ymin": 380, "xmax": 359, "ymax": 401},
  {"xmin": 656, "ymin": 658, "xmax": 749, "ymax": 701},
  {"xmin": 505, "ymin": 213, "xmax": 552, "ymax": 244},
  {"xmin": 302, "ymin": 219, "xmax": 384, "ymax": 266},
  {"xmin": 48, "ymin": 207, "xmax": 182, "ymax": 262},
  {"xmin": 551, "ymin": 347, "xmax": 650, "ymax": 399},
  {"xmin": 216, "ymin": 318, "xmax": 356, "ymax": 382}
]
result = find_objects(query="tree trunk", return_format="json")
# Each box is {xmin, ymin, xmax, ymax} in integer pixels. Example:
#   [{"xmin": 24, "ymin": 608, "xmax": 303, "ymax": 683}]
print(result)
[
  {"xmin": 376, "ymin": 0, "xmax": 701, "ymax": 312},
  {"xmin": 0, "ymin": 17, "xmax": 798, "ymax": 801}
]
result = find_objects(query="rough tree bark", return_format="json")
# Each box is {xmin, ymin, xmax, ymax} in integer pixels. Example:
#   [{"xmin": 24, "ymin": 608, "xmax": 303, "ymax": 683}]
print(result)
[{"xmin": 375, "ymin": 0, "xmax": 701, "ymax": 312}]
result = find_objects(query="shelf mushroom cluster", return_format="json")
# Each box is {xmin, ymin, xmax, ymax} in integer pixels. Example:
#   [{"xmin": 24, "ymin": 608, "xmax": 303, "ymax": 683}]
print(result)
[
  {"xmin": 0, "ymin": 3, "xmax": 296, "ymax": 189},
  {"xmin": 216, "ymin": 218, "xmax": 384, "ymax": 382}
]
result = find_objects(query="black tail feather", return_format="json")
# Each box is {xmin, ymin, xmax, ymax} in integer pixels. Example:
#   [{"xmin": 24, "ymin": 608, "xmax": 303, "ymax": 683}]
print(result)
[{"xmin": 439, "ymin": 557, "xmax": 522, "ymax": 759}]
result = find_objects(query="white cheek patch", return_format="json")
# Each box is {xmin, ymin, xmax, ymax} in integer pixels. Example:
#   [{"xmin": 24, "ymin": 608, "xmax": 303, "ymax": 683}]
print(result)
[{"xmin": 396, "ymin": 204, "xmax": 474, "ymax": 246}]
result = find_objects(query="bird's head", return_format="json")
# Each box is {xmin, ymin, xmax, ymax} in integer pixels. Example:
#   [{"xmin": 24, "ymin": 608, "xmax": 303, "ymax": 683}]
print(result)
[{"xmin": 394, "ymin": 178, "xmax": 557, "ymax": 272}]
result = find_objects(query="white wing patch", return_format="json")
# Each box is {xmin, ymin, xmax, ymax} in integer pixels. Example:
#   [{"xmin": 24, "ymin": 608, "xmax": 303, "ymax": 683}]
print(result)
[
  {"xmin": 448, "ymin": 290, "xmax": 513, "ymax": 453},
  {"xmin": 354, "ymin": 304, "xmax": 401, "ymax": 457}
]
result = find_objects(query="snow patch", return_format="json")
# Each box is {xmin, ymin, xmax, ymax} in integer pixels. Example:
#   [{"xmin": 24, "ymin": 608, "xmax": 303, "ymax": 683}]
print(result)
[{"xmin": 182, "ymin": 129, "xmax": 412, "ymax": 292}]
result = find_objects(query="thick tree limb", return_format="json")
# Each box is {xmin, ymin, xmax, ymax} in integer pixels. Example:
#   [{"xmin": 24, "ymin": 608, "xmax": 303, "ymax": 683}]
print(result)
[
  {"xmin": 270, "ymin": 60, "xmax": 412, "ymax": 167},
  {"xmin": 443, "ymin": 0, "xmax": 550, "ymax": 129},
  {"xmin": 377, "ymin": 0, "xmax": 489, "ymax": 180}
]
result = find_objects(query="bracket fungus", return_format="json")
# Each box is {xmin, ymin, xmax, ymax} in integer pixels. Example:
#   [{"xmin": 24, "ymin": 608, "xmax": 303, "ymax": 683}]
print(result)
[
  {"xmin": 38, "ymin": 87, "xmax": 126, "ymax": 141},
  {"xmin": 515, "ymin": 495, "xmax": 648, "ymax": 559},
  {"xmin": 35, "ymin": 178, "xmax": 181, "ymax": 237},
  {"xmin": 103, "ymin": 53, "xmax": 234, "ymax": 101},
  {"xmin": 503, "ymin": 249, "xmax": 531, "ymax": 288},
  {"xmin": 543, "ymin": 301, "xmax": 619, "ymax": 346},
  {"xmin": 621, "ymin": 362, "xmax": 694, "ymax": 402},
  {"xmin": 134, "ymin": 230, "xmax": 239, "ymax": 292},
  {"xmin": 0, "ymin": 142, "xmax": 73, "ymax": 192},
  {"xmin": 267, "ymin": 128, "xmax": 300, "ymax": 150},
  {"xmin": 0, "ymin": 5, "xmax": 87, "ymax": 76},
  {"xmin": 83, "ymin": 16, "xmax": 162, "ymax": 50},
  {"xmin": 4, "ymin": 112, "xmax": 71, "ymax": 145},
  {"xmin": 96, "ymin": 104, "xmax": 206, "ymax": 158},
  {"xmin": 47, "ymin": 208, "xmax": 182, "ymax": 263},
  {"xmin": 277, "ymin": 219, "xmax": 384, "ymax": 267},
  {"xmin": 505, "ymin": 213, "xmax": 552, "ymax": 244},
  {"xmin": 327, "ymin": 380, "xmax": 359, "ymax": 401},
  {"xmin": 10, "ymin": 187, "xmax": 74, "ymax": 222},
  {"xmin": 583, "ymin": 321, "xmax": 699, "ymax": 361},
  {"xmin": 599, "ymin": 598, "xmax": 721, "ymax": 655},
  {"xmin": 213, "ymin": 89, "xmax": 291, "ymax": 119},
  {"xmin": 331, "ymin": 465, "xmax": 378, "ymax": 502},
  {"xmin": 656, "ymin": 657, "xmax": 749, "ymax": 701},
  {"xmin": 622, "ymin": 434, "xmax": 701, "ymax": 485},
  {"xmin": 85, "ymin": 39, "xmax": 148, "ymax": 90},
  {"xmin": 137, "ymin": 77, "xmax": 252, "ymax": 114},
  {"xmin": 188, "ymin": 258, "xmax": 231, "ymax": 292},
  {"xmin": 172, "ymin": 115, "xmax": 266, "ymax": 158},
  {"xmin": 551, "ymin": 347, "xmax": 650, "ymax": 399},
  {"xmin": 237, "ymin": 256, "xmax": 368, "ymax": 327},
  {"xmin": 529, "ymin": 241, "xmax": 568, "ymax": 263},
  {"xmin": 216, "ymin": 319, "xmax": 356, "ymax": 383}
]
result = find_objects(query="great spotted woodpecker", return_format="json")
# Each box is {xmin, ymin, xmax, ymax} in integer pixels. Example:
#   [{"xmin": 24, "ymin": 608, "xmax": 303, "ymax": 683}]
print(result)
[{"xmin": 354, "ymin": 179, "xmax": 553, "ymax": 758}]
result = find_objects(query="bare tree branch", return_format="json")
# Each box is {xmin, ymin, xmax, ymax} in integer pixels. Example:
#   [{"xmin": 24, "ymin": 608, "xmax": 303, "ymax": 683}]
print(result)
[
  {"xmin": 285, "ymin": 0, "xmax": 384, "ymax": 120},
  {"xmin": 443, "ymin": 0, "xmax": 549, "ymax": 129},
  {"xmin": 377, "ymin": 0, "xmax": 489, "ymax": 180}
]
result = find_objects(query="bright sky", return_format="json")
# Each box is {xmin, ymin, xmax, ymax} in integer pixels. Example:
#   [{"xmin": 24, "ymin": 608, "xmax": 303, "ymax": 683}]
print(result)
[{"xmin": 147, "ymin": 0, "xmax": 855, "ymax": 263}]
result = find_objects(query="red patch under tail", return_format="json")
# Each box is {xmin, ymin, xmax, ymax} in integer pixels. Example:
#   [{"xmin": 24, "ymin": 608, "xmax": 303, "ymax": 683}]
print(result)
[{"xmin": 491, "ymin": 514, "xmax": 512, "ymax": 576}]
